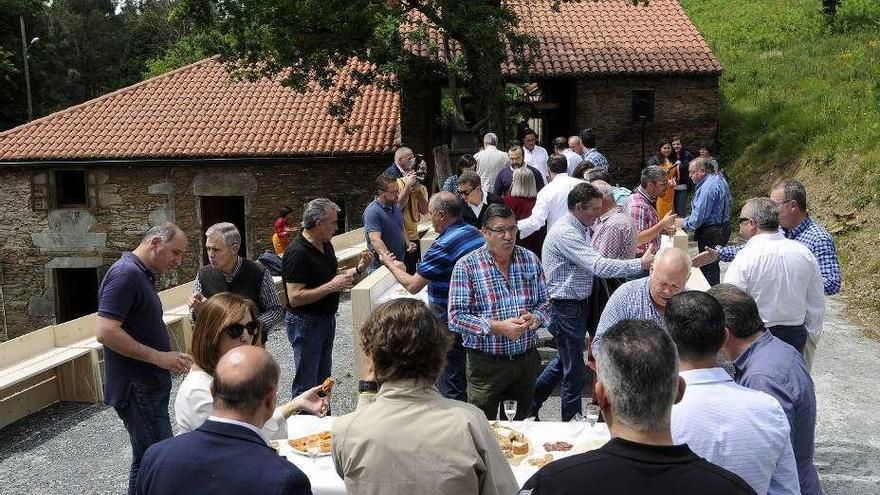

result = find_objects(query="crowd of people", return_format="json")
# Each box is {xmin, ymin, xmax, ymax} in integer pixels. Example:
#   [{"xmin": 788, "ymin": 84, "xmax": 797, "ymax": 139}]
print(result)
[{"xmin": 92, "ymin": 127, "xmax": 840, "ymax": 495}]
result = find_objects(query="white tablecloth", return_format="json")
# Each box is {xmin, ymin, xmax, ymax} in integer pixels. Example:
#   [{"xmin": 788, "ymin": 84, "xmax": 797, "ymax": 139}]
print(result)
[{"xmin": 282, "ymin": 415, "xmax": 611, "ymax": 495}]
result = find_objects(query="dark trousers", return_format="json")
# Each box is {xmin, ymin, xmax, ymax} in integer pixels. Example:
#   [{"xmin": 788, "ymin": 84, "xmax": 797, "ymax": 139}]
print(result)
[
  {"xmin": 114, "ymin": 383, "xmax": 173, "ymax": 495},
  {"xmin": 695, "ymin": 223, "xmax": 731, "ymax": 286},
  {"xmin": 532, "ymin": 299, "xmax": 590, "ymax": 421},
  {"xmin": 769, "ymin": 324, "xmax": 808, "ymax": 354},
  {"xmin": 466, "ymin": 347, "xmax": 540, "ymax": 421},
  {"xmin": 438, "ymin": 331, "xmax": 468, "ymax": 402},
  {"xmin": 674, "ymin": 188, "xmax": 689, "ymax": 217},
  {"xmin": 404, "ymin": 241, "xmax": 420, "ymax": 275},
  {"xmin": 286, "ymin": 312, "xmax": 336, "ymax": 399}
]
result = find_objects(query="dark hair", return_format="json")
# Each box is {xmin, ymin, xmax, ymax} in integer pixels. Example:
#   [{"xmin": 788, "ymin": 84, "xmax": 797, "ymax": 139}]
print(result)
[
  {"xmin": 571, "ymin": 160, "xmax": 593, "ymax": 180},
  {"xmin": 654, "ymin": 139, "xmax": 674, "ymax": 163},
  {"xmin": 482, "ymin": 203, "xmax": 515, "ymax": 227},
  {"xmin": 212, "ymin": 350, "xmax": 280, "ymax": 416},
  {"xmin": 522, "ymin": 128, "xmax": 538, "ymax": 140},
  {"xmin": 456, "ymin": 154, "xmax": 477, "ymax": 174},
  {"xmin": 376, "ymin": 173, "xmax": 396, "ymax": 192},
  {"xmin": 579, "ymin": 128, "xmax": 598, "ymax": 148},
  {"xmin": 548, "ymin": 153, "xmax": 568, "ymax": 174},
  {"xmin": 707, "ymin": 284, "xmax": 765, "ymax": 339},
  {"xmin": 360, "ymin": 299, "xmax": 451, "ymax": 383},
  {"xmin": 700, "ymin": 143, "xmax": 713, "ymax": 154},
  {"xmin": 279, "ymin": 206, "xmax": 292, "ymax": 218},
  {"xmin": 567, "ymin": 182, "xmax": 602, "ymax": 210},
  {"xmin": 663, "ymin": 291, "xmax": 726, "ymax": 361},
  {"xmin": 586, "ymin": 167, "xmax": 611, "ymax": 182},
  {"xmin": 457, "ymin": 171, "xmax": 481, "ymax": 189},
  {"xmin": 552, "ymin": 136, "xmax": 567, "ymax": 150},
  {"xmin": 596, "ymin": 319, "xmax": 679, "ymax": 432},
  {"xmin": 772, "ymin": 178, "xmax": 808, "ymax": 212}
]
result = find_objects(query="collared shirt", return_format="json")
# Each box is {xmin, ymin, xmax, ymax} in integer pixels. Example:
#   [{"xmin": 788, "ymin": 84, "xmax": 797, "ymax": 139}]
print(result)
[
  {"xmin": 517, "ymin": 173, "xmax": 584, "ymax": 239},
  {"xmin": 591, "ymin": 277, "xmax": 663, "ymax": 356},
  {"xmin": 562, "ymin": 149, "xmax": 583, "ymax": 175},
  {"xmin": 467, "ymin": 190, "xmax": 490, "ymax": 219},
  {"xmin": 592, "ymin": 206, "xmax": 638, "ymax": 259},
  {"xmin": 735, "ymin": 331, "xmax": 821, "ymax": 495},
  {"xmin": 363, "ymin": 198, "xmax": 406, "ymax": 266},
  {"xmin": 416, "ymin": 220, "xmax": 485, "ymax": 322},
  {"xmin": 718, "ymin": 217, "xmax": 841, "ymax": 295},
  {"xmin": 724, "ymin": 231, "xmax": 824, "ymax": 337},
  {"xmin": 582, "ymin": 148, "xmax": 610, "ymax": 170},
  {"xmin": 191, "ymin": 256, "xmax": 283, "ymax": 329},
  {"xmin": 672, "ymin": 367, "xmax": 800, "ymax": 495},
  {"xmin": 474, "ymin": 145, "xmax": 511, "ymax": 192},
  {"xmin": 683, "ymin": 173, "xmax": 732, "ymax": 231},
  {"xmin": 524, "ymin": 145, "xmax": 549, "ymax": 181},
  {"xmin": 542, "ymin": 213, "xmax": 642, "ymax": 301},
  {"xmin": 206, "ymin": 415, "xmax": 269, "ymax": 446},
  {"xmin": 448, "ymin": 245, "xmax": 551, "ymax": 356},
  {"xmin": 626, "ymin": 186, "xmax": 660, "ymax": 256},
  {"xmin": 520, "ymin": 437, "xmax": 757, "ymax": 495}
]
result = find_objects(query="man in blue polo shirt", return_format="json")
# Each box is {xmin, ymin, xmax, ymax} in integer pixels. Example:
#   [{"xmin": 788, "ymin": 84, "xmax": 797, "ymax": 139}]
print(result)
[
  {"xmin": 364, "ymin": 173, "xmax": 411, "ymax": 271},
  {"xmin": 95, "ymin": 222, "xmax": 192, "ymax": 495},
  {"xmin": 379, "ymin": 191, "xmax": 485, "ymax": 401}
]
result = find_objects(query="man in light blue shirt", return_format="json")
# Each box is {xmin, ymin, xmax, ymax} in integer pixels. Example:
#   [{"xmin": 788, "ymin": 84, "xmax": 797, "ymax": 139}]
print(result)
[
  {"xmin": 676, "ymin": 157, "xmax": 732, "ymax": 286},
  {"xmin": 666, "ymin": 291, "xmax": 801, "ymax": 495}
]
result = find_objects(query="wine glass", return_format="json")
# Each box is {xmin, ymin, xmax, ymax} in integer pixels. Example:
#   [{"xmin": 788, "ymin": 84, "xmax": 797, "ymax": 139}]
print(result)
[
  {"xmin": 306, "ymin": 436, "xmax": 322, "ymax": 465},
  {"xmin": 585, "ymin": 404, "xmax": 601, "ymax": 429},
  {"xmin": 503, "ymin": 400, "xmax": 518, "ymax": 422}
]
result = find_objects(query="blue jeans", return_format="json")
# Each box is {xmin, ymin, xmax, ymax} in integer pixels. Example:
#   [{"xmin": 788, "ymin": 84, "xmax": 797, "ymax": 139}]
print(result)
[
  {"xmin": 286, "ymin": 312, "xmax": 336, "ymax": 399},
  {"xmin": 114, "ymin": 383, "xmax": 172, "ymax": 495},
  {"xmin": 674, "ymin": 188, "xmax": 689, "ymax": 217},
  {"xmin": 531, "ymin": 299, "xmax": 589, "ymax": 421},
  {"xmin": 438, "ymin": 331, "xmax": 468, "ymax": 402}
]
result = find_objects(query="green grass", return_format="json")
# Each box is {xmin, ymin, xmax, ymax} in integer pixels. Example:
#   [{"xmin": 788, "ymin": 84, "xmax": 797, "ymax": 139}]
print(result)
[{"xmin": 680, "ymin": 0, "xmax": 880, "ymax": 322}]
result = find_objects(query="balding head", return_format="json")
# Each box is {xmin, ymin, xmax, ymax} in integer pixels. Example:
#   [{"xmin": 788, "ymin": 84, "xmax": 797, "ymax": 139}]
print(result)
[
  {"xmin": 428, "ymin": 191, "xmax": 462, "ymax": 232},
  {"xmin": 211, "ymin": 346, "xmax": 279, "ymax": 425},
  {"xmin": 648, "ymin": 248, "xmax": 691, "ymax": 310}
]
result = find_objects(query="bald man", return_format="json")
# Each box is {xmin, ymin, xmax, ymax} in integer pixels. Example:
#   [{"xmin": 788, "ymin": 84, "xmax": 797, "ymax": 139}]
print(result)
[
  {"xmin": 591, "ymin": 248, "xmax": 691, "ymax": 357},
  {"xmin": 136, "ymin": 346, "xmax": 312, "ymax": 495}
]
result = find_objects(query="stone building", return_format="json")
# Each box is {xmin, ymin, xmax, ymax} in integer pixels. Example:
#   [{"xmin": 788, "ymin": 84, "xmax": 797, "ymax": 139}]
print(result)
[
  {"xmin": 0, "ymin": 58, "xmax": 398, "ymax": 339},
  {"xmin": 400, "ymin": 0, "xmax": 723, "ymax": 185}
]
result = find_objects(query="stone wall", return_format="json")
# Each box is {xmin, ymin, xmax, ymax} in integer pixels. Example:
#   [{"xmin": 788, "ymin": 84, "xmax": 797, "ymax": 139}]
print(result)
[
  {"xmin": 0, "ymin": 157, "xmax": 389, "ymax": 340},
  {"xmin": 574, "ymin": 74, "xmax": 720, "ymax": 186}
]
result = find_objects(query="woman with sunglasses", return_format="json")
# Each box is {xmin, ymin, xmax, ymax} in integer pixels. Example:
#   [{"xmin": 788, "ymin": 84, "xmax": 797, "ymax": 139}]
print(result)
[{"xmin": 174, "ymin": 292, "xmax": 329, "ymax": 439}]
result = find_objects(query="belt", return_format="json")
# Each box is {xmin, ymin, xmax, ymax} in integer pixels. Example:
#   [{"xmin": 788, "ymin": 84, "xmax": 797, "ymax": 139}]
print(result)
[{"xmin": 467, "ymin": 347, "xmax": 534, "ymax": 361}]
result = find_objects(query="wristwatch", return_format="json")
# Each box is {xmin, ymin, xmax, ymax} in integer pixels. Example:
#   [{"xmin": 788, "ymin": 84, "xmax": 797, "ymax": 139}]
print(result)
[{"xmin": 358, "ymin": 380, "xmax": 378, "ymax": 393}]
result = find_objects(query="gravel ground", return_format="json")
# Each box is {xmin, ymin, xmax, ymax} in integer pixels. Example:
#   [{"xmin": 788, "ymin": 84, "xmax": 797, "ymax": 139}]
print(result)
[{"xmin": 1, "ymin": 289, "xmax": 878, "ymax": 494}]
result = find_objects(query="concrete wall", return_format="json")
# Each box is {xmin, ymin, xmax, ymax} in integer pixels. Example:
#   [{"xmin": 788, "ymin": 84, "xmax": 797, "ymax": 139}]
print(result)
[{"xmin": 0, "ymin": 157, "xmax": 390, "ymax": 340}]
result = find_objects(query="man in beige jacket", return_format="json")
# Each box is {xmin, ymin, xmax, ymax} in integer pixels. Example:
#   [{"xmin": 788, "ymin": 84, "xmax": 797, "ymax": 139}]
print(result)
[{"xmin": 332, "ymin": 299, "xmax": 518, "ymax": 495}]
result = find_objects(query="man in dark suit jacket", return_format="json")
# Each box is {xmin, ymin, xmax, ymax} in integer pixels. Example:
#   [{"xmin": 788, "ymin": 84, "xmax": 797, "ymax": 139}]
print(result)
[
  {"xmin": 457, "ymin": 171, "xmax": 504, "ymax": 229},
  {"xmin": 136, "ymin": 346, "xmax": 311, "ymax": 495}
]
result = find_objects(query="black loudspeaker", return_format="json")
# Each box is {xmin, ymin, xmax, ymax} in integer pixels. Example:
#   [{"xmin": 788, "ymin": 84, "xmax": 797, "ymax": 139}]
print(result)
[{"xmin": 632, "ymin": 89, "xmax": 655, "ymax": 121}]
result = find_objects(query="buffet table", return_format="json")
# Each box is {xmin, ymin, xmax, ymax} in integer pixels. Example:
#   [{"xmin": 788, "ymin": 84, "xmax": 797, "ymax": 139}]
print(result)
[{"xmin": 281, "ymin": 415, "xmax": 612, "ymax": 494}]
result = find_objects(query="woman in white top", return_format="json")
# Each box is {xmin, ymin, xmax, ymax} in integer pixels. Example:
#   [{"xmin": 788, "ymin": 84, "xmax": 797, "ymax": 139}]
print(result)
[{"xmin": 175, "ymin": 292, "xmax": 328, "ymax": 439}]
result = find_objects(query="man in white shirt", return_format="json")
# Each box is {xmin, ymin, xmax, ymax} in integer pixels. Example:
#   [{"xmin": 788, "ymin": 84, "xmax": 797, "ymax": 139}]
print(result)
[
  {"xmin": 474, "ymin": 132, "xmax": 510, "ymax": 191},
  {"xmin": 724, "ymin": 197, "xmax": 824, "ymax": 354},
  {"xmin": 666, "ymin": 291, "xmax": 801, "ymax": 495},
  {"xmin": 523, "ymin": 129, "xmax": 549, "ymax": 182},
  {"xmin": 517, "ymin": 154, "xmax": 583, "ymax": 240}
]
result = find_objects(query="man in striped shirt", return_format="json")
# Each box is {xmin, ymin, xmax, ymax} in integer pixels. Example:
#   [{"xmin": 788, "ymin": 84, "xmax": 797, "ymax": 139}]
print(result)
[
  {"xmin": 449, "ymin": 204, "xmax": 552, "ymax": 420},
  {"xmin": 380, "ymin": 192, "xmax": 485, "ymax": 401},
  {"xmin": 626, "ymin": 166, "xmax": 677, "ymax": 256}
]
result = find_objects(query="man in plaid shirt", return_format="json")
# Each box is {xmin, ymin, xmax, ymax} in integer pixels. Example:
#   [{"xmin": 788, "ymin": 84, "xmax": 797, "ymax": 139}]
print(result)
[
  {"xmin": 449, "ymin": 204, "xmax": 551, "ymax": 420},
  {"xmin": 626, "ymin": 166, "xmax": 678, "ymax": 256}
]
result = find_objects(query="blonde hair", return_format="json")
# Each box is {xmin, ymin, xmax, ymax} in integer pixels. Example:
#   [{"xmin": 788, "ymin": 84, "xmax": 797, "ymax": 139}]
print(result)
[{"xmin": 509, "ymin": 167, "xmax": 537, "ymax": 198}]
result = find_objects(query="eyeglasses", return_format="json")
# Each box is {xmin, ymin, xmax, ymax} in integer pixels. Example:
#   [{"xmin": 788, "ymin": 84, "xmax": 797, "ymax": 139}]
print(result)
[
  {"xmin": 485, "ymin": 225, "xmax": 519, "ymax": 236},
  {"xmin": 738, "ymin": 217, "xmax": 753, "ymax": 224},
  {"xmin": 224, "ymin": 320, "xmax": 260, "ymax": 339},
  {"xmin": 457, "ymin": 188, "xmax": 474, "ymax": 196}
]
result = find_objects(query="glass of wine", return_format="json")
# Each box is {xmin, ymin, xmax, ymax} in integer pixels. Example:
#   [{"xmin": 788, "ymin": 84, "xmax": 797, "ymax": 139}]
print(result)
[
  {"xmin": 585, "ymin": 404, "xmax": 601, "ymax": 429},
  {"xmin": 307, "ymin": 436, "xmax": 322, "ymax": 465},
  {"xmin": 503, "ymin": 400, "xmax": 518, "ymax": 422}
]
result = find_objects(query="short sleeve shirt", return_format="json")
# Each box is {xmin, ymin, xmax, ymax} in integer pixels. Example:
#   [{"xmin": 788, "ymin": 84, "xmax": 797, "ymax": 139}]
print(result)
[
  {"xmin": 363, "ymin": 199, "xmax": 406, "ymax": 265},
  {"xmin": 416, "ymin": 220, "xmax": 485, "ymax": 322},
  {"xmin": 282, "ymin": 232, "xmax": 339, "ymax": 315},
  {"xmin": 97, "ymin": 252, "xmax": 170, "ymax": 408}
]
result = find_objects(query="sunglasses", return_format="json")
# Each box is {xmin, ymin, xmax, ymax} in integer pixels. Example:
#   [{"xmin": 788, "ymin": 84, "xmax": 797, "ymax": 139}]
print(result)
[{"xmin": 224, "ymin": 320, "xmax": 260, "ymax": 339}]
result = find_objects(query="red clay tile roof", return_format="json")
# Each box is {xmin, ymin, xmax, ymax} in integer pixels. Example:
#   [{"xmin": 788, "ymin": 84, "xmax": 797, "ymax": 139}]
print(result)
[
  {"xmin": 0, "ymin": 58, "xmax": 400, "ymax": 162},
  {"xmin": 404, "ymin": 0, "xmax": 722, "ymax": 77}
]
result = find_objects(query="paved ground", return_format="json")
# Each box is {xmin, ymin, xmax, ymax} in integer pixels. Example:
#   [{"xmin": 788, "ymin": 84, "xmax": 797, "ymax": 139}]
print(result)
[{"xmin": 1, "ymin": 290, "xmax": 878, "ymax": 494}]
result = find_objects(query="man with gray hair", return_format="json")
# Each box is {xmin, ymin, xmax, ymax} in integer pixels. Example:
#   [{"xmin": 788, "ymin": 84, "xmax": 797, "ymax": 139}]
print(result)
[
  {"xmin": 521, "ymin": 320, "xmax": 755, "ymax": 494},
  {"xmin": 189, "ymin": 222, "xmax": 283, "ymax": 338},
  {"xmin": 96, "ymin": 222, "xmax": 192, "ymax": 494},
  {"xmin": 590, "ymin": 180, "xmax": 637, "ymax": 261},
  {"xmin": 283, "ymin": 198, "xmax": 370, "ymax": 399},
  {"xmin": 474, "ymin": 132, "xmax": 511, "ymax": 192},
  {"xmin": 723, "ymin": 197, "xmax": 824, "ymax": 355}
]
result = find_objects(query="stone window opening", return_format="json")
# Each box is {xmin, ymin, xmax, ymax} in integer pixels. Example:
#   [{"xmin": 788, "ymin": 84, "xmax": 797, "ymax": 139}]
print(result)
[{"xmin": 54, "ymin": 170, "xmax": 89, "ymax": 208}]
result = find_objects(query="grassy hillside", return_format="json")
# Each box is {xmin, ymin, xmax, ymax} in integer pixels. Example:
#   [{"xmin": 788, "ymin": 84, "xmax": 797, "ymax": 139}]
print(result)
[{"xmin": 680, "ymin": 0, "xmax": 880, "ymax": 334}]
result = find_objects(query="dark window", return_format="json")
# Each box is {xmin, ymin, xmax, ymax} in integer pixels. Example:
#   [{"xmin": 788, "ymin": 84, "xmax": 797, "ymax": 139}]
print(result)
[
  {"xmin": 54, "ymin": 170, "xmax": 88, "ymax": 208},
  {"xmin": 332, "ymin": 198, "xmax": 348, "ymax": 235},
  {"xmin": 54, "ymin": 268, "xmax": 99, "ymax": 323}
]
